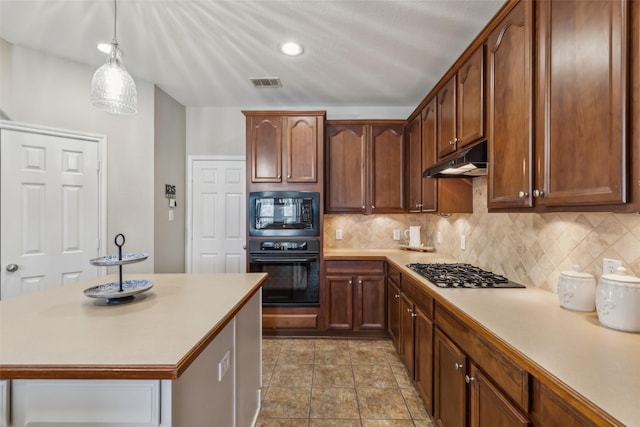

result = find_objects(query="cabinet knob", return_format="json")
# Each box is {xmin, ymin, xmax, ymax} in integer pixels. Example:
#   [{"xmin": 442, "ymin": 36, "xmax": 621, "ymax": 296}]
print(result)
[
  {"xmin": 411, "ymin": 313, "xmax": 417, "ymax": 318},
  {"xmin": 465, "ymin": 374, "xmax": 475, "ymax": 384},
  {"xmin": 454, "ymin": 362, "xmax": 463, "ymax": 370},
  {"xmin": 287, "ymin": 174, "xmax": 291, "ymax": 179},
  {"xmin": 533, "ymin": 189, "xmax": 545, "ymax": 198},
  {"xmin": 394, "ymin": 294, "xmax": 401, "ymax": 299},
  {"xmin": 449, "ymin": 140, "xmax": 455, "ymax": 145},
  {"xmin": 348, "ymin": 280, "xmax": 352, "ymax": 285},
  {"xmin": 371, "ymin": 205, "xmax": 375, "ymax": 209},
  {"xmin": 406, "ymin": 308, "xmax": 413, "ymax": 313},
  {"xmin": 362, "ymin": 205, "xmax": 366, "ymax": 210},
  {"xmin": 358, "ymin": 280, "xmax": 363, "ymax": 285},
  {"xmin": 518, "ymin": 191, "xmax": 529, "ymax": 199}
]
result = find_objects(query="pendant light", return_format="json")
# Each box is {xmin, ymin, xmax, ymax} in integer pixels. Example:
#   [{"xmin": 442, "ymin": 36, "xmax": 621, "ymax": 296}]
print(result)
[{"xmin": 90, "ymin": 0, "xmax": 137, "ymax": 115}]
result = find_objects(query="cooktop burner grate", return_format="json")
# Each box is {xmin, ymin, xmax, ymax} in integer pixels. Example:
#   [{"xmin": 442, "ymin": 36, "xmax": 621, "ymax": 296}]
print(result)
[{"xmin": 407, "ymin": 263, "xmax": 525, "ymax": 288}]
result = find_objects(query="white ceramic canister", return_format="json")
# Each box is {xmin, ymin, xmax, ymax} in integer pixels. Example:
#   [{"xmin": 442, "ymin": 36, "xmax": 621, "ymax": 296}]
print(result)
[
  {"xmin": 557, "ymin": 265, "xmax": 596, "ymax": 312},
  {"xmin": 596, "ymin": 267, "xmax": 640, "ymax": 333}
]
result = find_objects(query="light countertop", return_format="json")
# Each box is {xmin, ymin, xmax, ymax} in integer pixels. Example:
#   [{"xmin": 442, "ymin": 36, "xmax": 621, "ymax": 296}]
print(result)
[
  {"xmin": 0, "ymin": 273, "xmax": 267, "ymax": 380},
  {"xmin": 324, "ymin": 248, "xmax": 640, "ymax": 426}
]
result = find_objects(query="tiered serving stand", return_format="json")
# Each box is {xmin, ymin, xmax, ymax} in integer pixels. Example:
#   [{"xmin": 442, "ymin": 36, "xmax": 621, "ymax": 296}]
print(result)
[{"xmin": 84, "ymin": 234, "xmax": 153, "ymax": 304}]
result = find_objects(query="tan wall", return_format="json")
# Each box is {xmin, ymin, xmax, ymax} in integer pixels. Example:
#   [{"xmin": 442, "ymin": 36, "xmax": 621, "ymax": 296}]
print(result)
[{"xmin": 324, "ymin": 177, "xmax": 640, "ymax": 292}]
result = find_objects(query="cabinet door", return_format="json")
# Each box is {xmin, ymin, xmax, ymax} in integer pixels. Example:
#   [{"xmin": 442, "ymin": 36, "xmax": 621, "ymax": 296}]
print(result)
[
  {"xmin": 387, "ymin": 278, "xmax": 401, "ymax": 348},
  {"xmin": 355, "ymin": 275, "xmax": 386, "ymax": 330},
  {"xmin": 469, "ymin": 364, "xmax": 530, "ymax": 427},
  {"xmin": 457, "ymin": 46, "xmax": 484, "ymax": 148},
  {"xmin": 535, "ymin": 0, "xmax": 628, "ymax": 206},
  {"xmin": 437, "ymin": 77, "xmax": 457, "ymax": 159},
  {"xmin": 325, "ymin": 125, "xmax": 366, "ymax": 213},
  {"xmin": 286, "ymin": 116, "xmax": 318, "ymax": 183},
  {"xmin": 421, "ymin": 99, "xmax": 438, "ymax": 212},
  {"xmin": 325, "ymin": 275, "xmax": 353, "ymax": 330},
  {"xmin": 370, "ymin": 125, "xmax": 405, "ymax": 213},
  {"xmin": 434, "ymin": 328, "xmax": 466, "ymax": 427},
  {"xmin": 406, "ymin": 116, "xmax": 423, "ymax": 212},
  {"xmin": 249, "ymin": 116, "xmax": 282, "ymax": 183},
  {"xmin": 414, "ymin": 307, "xmax": 434, "ymax": 415},
  {"xmin": 487, "ymin": 0, "xmax": 534, "ymax": 209},
  {"xmin": 533, "ymin": 382, "xmax": 592, "ymax": 427},
  {"xmin": 399, "ymin": 294, "xmax": 415, "ymax": 377}
]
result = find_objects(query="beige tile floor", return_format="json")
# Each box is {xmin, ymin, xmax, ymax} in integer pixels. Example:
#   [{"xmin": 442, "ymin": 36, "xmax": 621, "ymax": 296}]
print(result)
[{"xmin": 257, "ymin": 338, "xmax": 436, "ymax": 427}]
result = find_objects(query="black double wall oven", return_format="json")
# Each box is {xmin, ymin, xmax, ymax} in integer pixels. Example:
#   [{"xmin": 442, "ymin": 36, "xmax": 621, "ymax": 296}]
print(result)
[{"xmin": 248, "ymin": 191, "xmax": 321, "ymax": 307}]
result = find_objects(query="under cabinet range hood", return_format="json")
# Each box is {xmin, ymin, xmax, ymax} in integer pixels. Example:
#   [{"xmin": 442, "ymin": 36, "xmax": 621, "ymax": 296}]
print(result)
[{"xmin": 423, "ymin": 141, "xmax": 487, "ymax": 178}]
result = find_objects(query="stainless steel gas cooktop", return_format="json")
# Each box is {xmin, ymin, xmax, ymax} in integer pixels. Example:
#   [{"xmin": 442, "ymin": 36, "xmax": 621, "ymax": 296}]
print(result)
[{"xmin": 407, "ymin": 263, "xmax": 525, "ymax": 289}]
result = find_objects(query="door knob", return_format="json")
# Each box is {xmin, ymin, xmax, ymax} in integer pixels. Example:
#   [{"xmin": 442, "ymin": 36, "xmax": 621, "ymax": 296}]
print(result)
[{"xmin": 6, "ymin": 264, "xmax": 18, "ymax": 272}]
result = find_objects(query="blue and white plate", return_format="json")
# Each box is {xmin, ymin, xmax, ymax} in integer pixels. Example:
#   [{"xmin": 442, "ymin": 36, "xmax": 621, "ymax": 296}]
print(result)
[
  {"xmin": 89, "ymin": 253, "xmax": 148, "ymax": 266},
  {"xmin": 83, "ymin": 279, "xmax": 154, "ymax": 300}
]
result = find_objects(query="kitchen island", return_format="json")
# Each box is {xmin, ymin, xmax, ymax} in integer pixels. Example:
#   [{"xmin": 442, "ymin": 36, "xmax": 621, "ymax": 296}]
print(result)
[
  {"xmin": 325, "ymin": 248, "xmax": 640, "ymax": 427},
  {"xmin": 0, "ymin": 273, "xmax": 267, "ymax": 427}
]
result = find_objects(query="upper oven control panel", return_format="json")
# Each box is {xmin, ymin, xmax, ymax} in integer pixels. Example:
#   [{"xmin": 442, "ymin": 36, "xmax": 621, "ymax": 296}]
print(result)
[{"xmin": 260, "ymin": 241, "xmax": 307, "ymax": 251}]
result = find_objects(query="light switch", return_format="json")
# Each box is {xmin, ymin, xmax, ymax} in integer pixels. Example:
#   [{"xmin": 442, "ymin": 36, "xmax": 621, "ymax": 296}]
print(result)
[
  {"xmin": 218, "ymin": 350, "xmax": 231, "ymax": 381},
  {"xmin": 168, "ymin": 210, "xmax": 174, "ymax": 221}
]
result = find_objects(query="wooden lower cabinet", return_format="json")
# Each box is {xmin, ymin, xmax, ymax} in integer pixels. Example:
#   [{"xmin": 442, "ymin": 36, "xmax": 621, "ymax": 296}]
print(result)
[
  {"xmin": 324, "ymin": 260, "xmax": 385, "ymax": 332},
  {"xmin": 414, "ymin": 306, "xmax": 434, "ymax": 415},
  {"xmin": 434, "ymin": 328, "xmax": 467, "ymax": 427},
  {"xmin": 387, "ymin": 267, "xmax": 435, "ymax": 415},
  {"xmin": 469, "ymin": 364, "xmax": 530, "ymax": 427},
  {"xmin": 387, "ymin": 273, "xmax": 401, "ymax": 345},
  {"xmin": 531, "ymin": 381, "xmax": 594, "ymax": 427}
]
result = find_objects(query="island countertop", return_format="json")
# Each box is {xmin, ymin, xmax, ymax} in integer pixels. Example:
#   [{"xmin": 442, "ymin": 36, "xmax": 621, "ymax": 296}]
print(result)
[
  {"xmin": 0, "ymin": 273, "xmax": 267, "ymax": 380},
  {"xmin": 325, "ymin": 248, "xmax": 640, "ymax": 427}
]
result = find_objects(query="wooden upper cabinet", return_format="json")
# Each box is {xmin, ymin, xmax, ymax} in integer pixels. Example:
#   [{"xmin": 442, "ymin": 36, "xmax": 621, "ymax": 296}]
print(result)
[
  {"xmin": 437, "ymin": 77, "xmax": 458, "ymax": 159},
  {"xmin": 286, "ymin": 116, "xmax": 319, "ymax": 183},
  {"xmin": 325, "ymin": 124, "xmax": 367, "ymax": 213},
  {"xmin": 406, "ymin": 116, "xmax": 423, "ymax": 212},
  {"xmin": 457, "ymin": 46, "xmax": 485, "ymax": 148},
  {"xmin": 325, "ymin": 121, "xmax": 404, "ymax": 214},
  {"xmin": 487, "ymin": 0, "xmax": 534, "ymax": 209},
  {"xmin": 437, "ymin": 45, "xmax": 485, "ymax": 161},
  {"xmin": 244, "ymin": 111, "xmax": 324, "ymax": 186},
  {"xmin": 535, "ymin": 0, "xmax": 628, "ymax": 207},
  {"xmin": 370, "ymin": 124, "xmax": 405, "ymax": 213},
  {"xmin": 249, "ymin": 116, "xmax": 282, "ymax": 183}
]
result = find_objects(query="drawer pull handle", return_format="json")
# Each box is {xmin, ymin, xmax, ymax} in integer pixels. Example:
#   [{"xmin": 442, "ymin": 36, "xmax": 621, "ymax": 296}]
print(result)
[
  {"xmin": 455, "ymin": 363, "xmax": 463, "ymax": 370},
  {"xmin": 465, "ymin": 374, "xmax": 475, "ymax": 383}
]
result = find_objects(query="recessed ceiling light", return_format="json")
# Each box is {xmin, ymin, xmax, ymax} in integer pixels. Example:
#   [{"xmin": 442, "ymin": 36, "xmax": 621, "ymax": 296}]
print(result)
[
  {"xmin": 280, "ymin": 41, "xmax": 304, "ymax": 56},
  {"xmin": 96, "ymin": 42, "xmax": 112, "ymax": 54}
]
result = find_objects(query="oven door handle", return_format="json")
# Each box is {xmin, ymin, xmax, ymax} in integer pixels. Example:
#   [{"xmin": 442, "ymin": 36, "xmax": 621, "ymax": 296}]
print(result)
[{"xmin": 250, "ymin": 256, "xmax": 318, "ymax": 263}]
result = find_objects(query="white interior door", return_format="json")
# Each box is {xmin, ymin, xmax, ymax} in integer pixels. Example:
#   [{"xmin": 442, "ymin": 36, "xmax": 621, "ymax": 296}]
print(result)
[
  {"xmin": 0, "ymin": 123, "xmax": 104, "ymax": 299},
  {"xmin": 188, "ymin": 157, "xmax": 246, "ymax": 273}
]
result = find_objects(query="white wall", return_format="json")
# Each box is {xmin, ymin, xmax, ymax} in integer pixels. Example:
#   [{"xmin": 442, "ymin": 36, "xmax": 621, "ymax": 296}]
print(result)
[
  {"xmin": 0, "ymin": 39, "xmax": 155, "ymax": 273},
  {"xmin": 185, "ymin": 105, "xmax": 413, "ymax": 157}
]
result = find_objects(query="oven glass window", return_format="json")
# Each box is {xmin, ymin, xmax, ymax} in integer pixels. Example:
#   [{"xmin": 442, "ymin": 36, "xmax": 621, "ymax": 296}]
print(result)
[
  {"xmin": 250, "ymin": 259, "xmax": 320, "ymax": 306},
  {"xmin": 254, "ymin": 196, "xmax": 314, "ymax": 230}
]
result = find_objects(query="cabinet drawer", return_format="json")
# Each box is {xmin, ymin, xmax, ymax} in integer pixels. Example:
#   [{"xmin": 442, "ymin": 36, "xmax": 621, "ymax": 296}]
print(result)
[
  {"xmin": 388, "ymin": 264, "xmax": 401, "ymax": 286},
  {"xmin": 402, "ymin": 275, "xmax": 434, "ymax": 319},
  {"xmin": 263, "ymin": 313, "xmax": 318, "ymax": 329},
  {"xmin": 325, "ymin": 260, "xmax": 385, "ymax": 275},
  {"xmin": 436, "ymin": 304, "xmax": 529, "ymax": 411},
  {"xmin": 10, "ymin": 379, "xmax": 162, "ymax": 426}
]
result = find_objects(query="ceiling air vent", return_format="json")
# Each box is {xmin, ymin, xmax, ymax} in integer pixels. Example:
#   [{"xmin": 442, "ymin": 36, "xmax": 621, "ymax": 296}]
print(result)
[{"xmin": 249, "ymin": 77, "xmax": 282, "ymax": 88}]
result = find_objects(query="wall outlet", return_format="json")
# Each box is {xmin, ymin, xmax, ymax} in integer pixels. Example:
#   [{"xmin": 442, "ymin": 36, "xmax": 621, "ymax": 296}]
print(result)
[
  {"xmin": 393, "ymin": 229, "xmax": 401, "ymax": 240},
  {"xmin": 335, "ymin": 229, "xmax": 343, "ymax": 240},
  {"xmin": 218, "ymin": 350, "xmax": 230, "ymax": 381},
  {"xmin": 436, "ymin": 231, "xmax": 442, "ymax": 244},
  {"xmin": 460, "ymin": 235, "xmax": 466, "ymax": 250},
  {"xmin": 603, "ymin": 258, "xmax": 622, "ymax": 274}
]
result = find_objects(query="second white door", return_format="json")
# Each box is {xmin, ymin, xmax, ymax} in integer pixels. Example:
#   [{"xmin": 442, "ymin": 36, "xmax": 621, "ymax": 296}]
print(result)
[{"xmin": 188, "ymin": 157, "xmax": 246, "ymax": 273}]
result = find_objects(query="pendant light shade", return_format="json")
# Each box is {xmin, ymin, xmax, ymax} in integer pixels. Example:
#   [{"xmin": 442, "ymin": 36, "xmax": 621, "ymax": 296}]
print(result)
[{"xmin": 90, "ymin": 0, "xmax": 137, "ymax": 115}]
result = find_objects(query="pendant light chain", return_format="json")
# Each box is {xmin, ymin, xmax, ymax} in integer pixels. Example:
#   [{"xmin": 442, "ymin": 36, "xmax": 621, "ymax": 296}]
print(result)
[{"xmin": 112, "ymin": 0, "xmax": 118, "ymax": 45}]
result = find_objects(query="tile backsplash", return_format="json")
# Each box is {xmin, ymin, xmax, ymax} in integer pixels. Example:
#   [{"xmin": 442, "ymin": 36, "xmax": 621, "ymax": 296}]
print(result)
[{"xmin": 324, "ymin": 177, "xmax": 640, "ymax": 293}]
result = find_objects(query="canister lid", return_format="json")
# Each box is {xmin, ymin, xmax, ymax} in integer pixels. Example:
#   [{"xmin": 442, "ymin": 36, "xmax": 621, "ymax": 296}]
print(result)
[
  {"xmin": 560, "ymin": 265, "xmax": 594, "ymax": 280},
  {"xmin": 601, "ymin": 267, "xmax": 640, "ymax": 287}
]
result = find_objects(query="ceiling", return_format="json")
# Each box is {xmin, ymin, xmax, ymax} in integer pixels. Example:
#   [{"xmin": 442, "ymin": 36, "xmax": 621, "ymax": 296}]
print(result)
[{"xmin": 0, "ymin": 0, "xmax": 506, "ymax": 109}]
